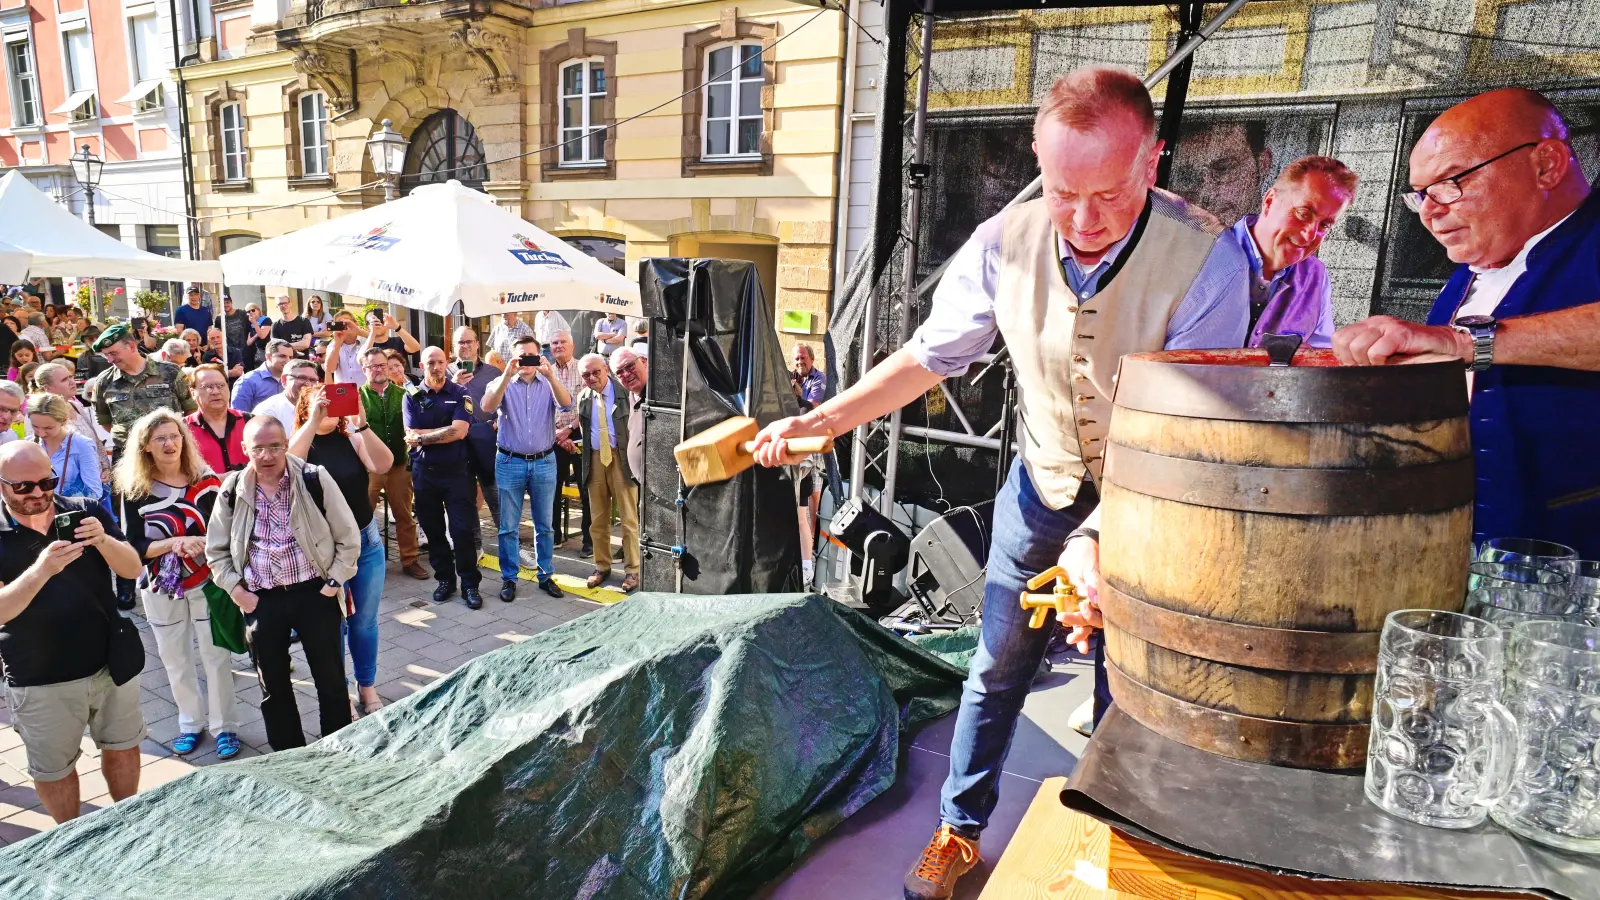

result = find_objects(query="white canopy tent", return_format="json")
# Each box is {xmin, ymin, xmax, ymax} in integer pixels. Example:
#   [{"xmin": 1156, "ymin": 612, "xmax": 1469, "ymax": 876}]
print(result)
[
  {"xmin": 0, "ymin": 171, "xmax": 222, "ymax": 282},
  {"xmin": 217, "ymin": 180, "xmax": 641, "ymax": 319},
  {"xmin": 0, "ymin": 238, "xmax": 29, "ymax": 284}
]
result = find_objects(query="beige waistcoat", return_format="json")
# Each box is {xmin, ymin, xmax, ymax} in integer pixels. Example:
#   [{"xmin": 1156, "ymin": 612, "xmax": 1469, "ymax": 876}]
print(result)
[{"xmin": 995, "ymin": 189, "xmax": 1222, "ymax": 510}]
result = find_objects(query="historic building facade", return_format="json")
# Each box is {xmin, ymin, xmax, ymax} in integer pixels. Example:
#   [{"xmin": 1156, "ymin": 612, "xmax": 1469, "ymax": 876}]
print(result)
[
  {"xmin": 0, "ymin": 0, "xmax": 217, "ymax": 310},
  {"xmin": 181, "ymin": 0, "xmax": 846, "ymax": 353}
]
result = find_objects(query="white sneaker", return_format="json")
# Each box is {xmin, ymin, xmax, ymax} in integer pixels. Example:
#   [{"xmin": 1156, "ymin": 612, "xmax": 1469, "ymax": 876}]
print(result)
[
  {"xmin": 1068, "ymin": 698, "xmax": 1095, "ymax": 738},
  {"xmin": 801, "ymin": 559, "xmax": 815, "ymax": 586}
]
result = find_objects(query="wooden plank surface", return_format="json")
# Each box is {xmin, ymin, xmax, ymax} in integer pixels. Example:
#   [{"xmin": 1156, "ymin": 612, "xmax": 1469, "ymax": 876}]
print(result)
[{"xmin": 980, "ymin": 778, "xmax": 1539, "ymax": 900}]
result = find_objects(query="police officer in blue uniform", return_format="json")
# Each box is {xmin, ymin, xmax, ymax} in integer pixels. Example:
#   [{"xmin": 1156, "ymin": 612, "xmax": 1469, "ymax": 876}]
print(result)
[{"xmin": 403, "ymin": 346, "xmax": 485, "ymax": 609}]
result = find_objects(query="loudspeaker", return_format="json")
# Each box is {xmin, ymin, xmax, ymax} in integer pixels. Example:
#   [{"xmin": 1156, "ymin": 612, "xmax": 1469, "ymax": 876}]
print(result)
[
  {"xmin": 906, "ymin": 502, "xmax": 993, "ymax": 622},
  {"xmin": 635, "ymin": 257, "xmax": 801, "ymax": 595}
]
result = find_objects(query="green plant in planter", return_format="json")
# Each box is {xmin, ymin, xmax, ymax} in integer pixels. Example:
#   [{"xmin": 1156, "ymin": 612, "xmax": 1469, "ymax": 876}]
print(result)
[{"xmin": 133, "ymin": 289, "xmax": 170, "ymax": 318}]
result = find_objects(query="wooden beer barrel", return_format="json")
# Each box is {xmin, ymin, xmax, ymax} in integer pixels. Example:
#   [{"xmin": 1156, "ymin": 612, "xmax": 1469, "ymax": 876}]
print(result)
[{"xmin": 1099, "ymin": 348, "xmax": 1473, "ymax": 770}]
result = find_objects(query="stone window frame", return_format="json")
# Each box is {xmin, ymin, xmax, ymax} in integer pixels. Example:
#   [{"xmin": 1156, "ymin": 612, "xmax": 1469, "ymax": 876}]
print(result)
[
  {"xmin": 203, "ymin": 82, "xmax": 250, "ymax": 192},
  {"xmin": 283, "ymin": 78, "xmax": 333, "ymax": 189},
  {"xmin": 538, "ymin": 28, "xmax": 617, "ymax": 183},
  {"xmin": 681, "ymin": 8, "xmax": 775, "ymax": 178}
]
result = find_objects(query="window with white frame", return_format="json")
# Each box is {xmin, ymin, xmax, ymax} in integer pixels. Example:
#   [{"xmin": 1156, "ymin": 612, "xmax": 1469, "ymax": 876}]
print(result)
[
  {"xmin": 558, "ymin": 59, "xmax": 606, "ymax": 166},
  {"xmin": 4, "ymin": 34, "xmax": 38, "ymax": 127},
  {"xmin": 298, "ymin": 90, "xmax": 329, "ymax": 176},
  {"xmin": 703, "ymin": 43, "xmax": 763, "ymax": 159},
  {"xmin": 124, "ymin": 15, "xmax": 163, "ymax": 112},
  {"xmin": 220, "ymin": 101, "xmax": 246, "ymax": 182},
  {"xmin": 59, "ymin": 27, "xmax": 97, "ymax": 122}
]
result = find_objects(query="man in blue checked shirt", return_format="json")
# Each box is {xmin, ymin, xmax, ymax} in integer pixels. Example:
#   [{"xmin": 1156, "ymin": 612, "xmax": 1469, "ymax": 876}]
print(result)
[
  {"xmin": 790, "ymin": 343, "xmax": 826, "ymax": 410},
  {"xmin": 751, "ymin": 67, "xmax": 1249, "ymax": 900},
  {"xmin": 480, "ymin": 334, "xmax": 572, "ymax": 604}
]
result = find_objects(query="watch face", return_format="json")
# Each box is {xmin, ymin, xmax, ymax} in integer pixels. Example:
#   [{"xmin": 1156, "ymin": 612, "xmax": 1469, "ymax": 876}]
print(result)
[{"xmin": 1454, "ymin": 315, "xmax": 1497, "ymax": 329}]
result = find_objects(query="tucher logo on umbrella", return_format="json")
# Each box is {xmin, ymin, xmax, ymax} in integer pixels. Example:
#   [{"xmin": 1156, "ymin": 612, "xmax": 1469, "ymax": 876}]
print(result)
[
  {"xmin": 508, "ymin": 233, "xmax": 571, "ymax": 268},
  {"xmin": 597, "ymin": 293, "xmax": 628, "ymax": 308},
  {"xmin": 496, "ymin": 291, "xmax": 544, "ymax": 305},
  {"xmin": 332, "ymin": 224, "xmax": 400, "ymax": 252}
]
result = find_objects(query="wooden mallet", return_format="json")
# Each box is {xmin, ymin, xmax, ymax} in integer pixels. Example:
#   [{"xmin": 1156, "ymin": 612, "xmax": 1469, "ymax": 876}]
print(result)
[{"xmin": 674, "ymin": 416, "xmax": 834, "ymax": 486}]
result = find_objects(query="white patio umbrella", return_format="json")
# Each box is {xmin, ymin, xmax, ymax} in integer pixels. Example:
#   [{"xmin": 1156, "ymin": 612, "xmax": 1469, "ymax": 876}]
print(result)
[
  {"xmin": 218, "ymin": 180, "xmax": 640, "ymax": 318},
  {"xmin": 0, "ymin": 171, "xmax": 222, "ymax": 282}
]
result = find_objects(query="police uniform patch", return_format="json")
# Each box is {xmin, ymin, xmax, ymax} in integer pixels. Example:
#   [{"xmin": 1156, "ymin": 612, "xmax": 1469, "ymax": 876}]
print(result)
[{"xmin": 463, "ymin": 398, "xmax": 475, "ymax": 415}]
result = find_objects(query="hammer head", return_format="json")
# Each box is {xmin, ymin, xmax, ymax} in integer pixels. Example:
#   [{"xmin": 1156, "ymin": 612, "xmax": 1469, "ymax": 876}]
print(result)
[{"xmin": 675, "ymin": 416, "xmax": 759, "ymax": 486}]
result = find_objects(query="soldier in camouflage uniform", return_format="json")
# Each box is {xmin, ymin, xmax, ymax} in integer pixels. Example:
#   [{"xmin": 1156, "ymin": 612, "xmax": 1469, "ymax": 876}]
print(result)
[{"xmin": 89, "ymin": 324, "xmax": 198, "ymax": 461}]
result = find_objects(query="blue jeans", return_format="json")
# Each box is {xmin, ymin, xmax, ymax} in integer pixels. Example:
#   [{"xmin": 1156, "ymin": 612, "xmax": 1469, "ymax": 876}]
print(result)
[
  {"xmin": 938, "ymin": 458, "xmax": 1098, "ymax": 837},
  {"xmin": 342, "ymin": 520, "xmax": 385, "ymax": 688},
  {"xmin": 496, "ymin": 451, "xmax": 557, "ymax": 581}
]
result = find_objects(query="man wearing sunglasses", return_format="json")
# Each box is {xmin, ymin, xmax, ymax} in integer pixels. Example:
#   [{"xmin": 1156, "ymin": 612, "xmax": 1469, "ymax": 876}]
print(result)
[
  {"xmin": 1333, "ymin": 88, "xmax": 1600, "ymax": 559},
  {"xmin": 0, "ymin": 441, "xmax": 144, "ymax": 823}
]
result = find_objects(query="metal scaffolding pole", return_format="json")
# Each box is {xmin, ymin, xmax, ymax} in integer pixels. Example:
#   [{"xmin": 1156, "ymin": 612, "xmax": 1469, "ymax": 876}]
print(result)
[{"xmin": 876, "ymin": 3, "xmax": 936, "ymax": 516}]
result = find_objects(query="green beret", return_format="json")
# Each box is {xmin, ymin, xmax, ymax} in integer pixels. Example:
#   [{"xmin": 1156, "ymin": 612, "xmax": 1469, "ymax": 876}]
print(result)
[{"xmin": 92, "ymin": 323, "xmax": 132, "ymax": 352}]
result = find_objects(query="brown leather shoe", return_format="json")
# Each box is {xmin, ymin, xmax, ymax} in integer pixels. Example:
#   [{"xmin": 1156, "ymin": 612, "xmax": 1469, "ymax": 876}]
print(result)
[
  {"xmin": 903, "ymin": 825, "xmax": 981, "ymax": 900},
  {"xmin": 585, "ymin": 569, "xmax": 611, "ymax": 589},
  {"xmin": 403, "ymin": 562, "xmax": 430, "ymax": 580},
  {"xmin": 620, "ymin": 574, "xmax": 639, "ymax": 592}
]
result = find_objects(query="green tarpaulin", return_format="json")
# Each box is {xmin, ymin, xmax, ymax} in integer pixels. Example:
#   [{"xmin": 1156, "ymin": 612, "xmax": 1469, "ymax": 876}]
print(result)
[{"xmin": 0, "ymin": 594, "xmax": 964, "ymax": 899}]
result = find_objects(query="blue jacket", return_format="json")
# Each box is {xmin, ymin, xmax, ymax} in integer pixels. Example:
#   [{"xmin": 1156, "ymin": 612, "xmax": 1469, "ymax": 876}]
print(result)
[{"xmin": 1426, "ymin": 191, "xmax": 1600, "ymax": 558}]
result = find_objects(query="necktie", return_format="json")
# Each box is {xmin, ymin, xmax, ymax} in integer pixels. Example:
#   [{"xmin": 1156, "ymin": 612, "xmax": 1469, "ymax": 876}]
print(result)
[{"xmin": 597, "ymin": 391, "xmax": 613, "ymax": 467}]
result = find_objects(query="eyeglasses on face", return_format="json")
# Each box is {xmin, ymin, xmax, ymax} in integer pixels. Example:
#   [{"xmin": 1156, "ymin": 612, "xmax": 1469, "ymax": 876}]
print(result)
[
  {"xmin": 246, "ymin": 444, "xmax": 286, "ymax": 457},
  {"xmin": 1, "ymin": 474, "xmax": 58, "ymax": 494},
  {"xmin": 1400, "ymin": 142, "xmax": 1539, "ymax": 213}
]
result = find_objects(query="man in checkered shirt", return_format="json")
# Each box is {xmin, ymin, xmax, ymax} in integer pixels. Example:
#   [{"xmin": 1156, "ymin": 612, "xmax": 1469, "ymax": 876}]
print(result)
[{"xmin": 205, "ymin": 417, "xmax": 361, "ymax": 751}]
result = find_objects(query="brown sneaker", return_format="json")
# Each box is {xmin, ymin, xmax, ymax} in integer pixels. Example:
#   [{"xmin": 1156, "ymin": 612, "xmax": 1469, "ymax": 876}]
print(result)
[
  {"xmin": 403, "ymin": 562, "xmax": 430, "ymax": 580},
  {"xmin": 903, "ymin": 825, "xmax": 981, "ymax": 899}
]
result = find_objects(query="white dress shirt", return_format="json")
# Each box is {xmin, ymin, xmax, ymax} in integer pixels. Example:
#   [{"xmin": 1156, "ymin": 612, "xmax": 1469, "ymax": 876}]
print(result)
[{"xmin": 1456, "ymin": 211, "xmax": 1575, "ymax": 320}]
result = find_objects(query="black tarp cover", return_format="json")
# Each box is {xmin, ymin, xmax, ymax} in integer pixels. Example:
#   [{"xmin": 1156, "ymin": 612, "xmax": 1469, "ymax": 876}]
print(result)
[{"xmin": 0, "ymin": 594, "xmax": 964, "ymax": 899}]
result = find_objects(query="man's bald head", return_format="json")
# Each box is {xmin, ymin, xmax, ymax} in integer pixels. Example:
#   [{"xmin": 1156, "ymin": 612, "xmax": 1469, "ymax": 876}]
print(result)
[
  {"xmin": 0, "ymin": 440, "xmax": 51, "ymax": 478},
  {"xmin": 243, "ymin": 415, "xmax": 285, "ymax": 447},
  {"xmin": 0, "ymin": 441, "xmax": 55, "ymax": 516},
  {"xmin": 1408, "ymin": 88, "xmax": 1589, "ymax": 269}
]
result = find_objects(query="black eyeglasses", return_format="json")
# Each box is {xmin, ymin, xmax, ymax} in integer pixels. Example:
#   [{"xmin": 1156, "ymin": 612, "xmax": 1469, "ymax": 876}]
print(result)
[
  {"xmin": 1, "ymin": 475, "xmax": 58, "ymax": 495},
  {"xmin": 1401, "ymin": 142, "xmax": 1539, "ymax": 213}
]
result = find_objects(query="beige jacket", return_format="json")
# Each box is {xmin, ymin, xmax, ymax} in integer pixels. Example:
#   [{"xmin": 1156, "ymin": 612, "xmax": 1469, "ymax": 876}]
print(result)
[{"xmin": 205, "ymin": 455, "xmax": 361, "ymax": 594}]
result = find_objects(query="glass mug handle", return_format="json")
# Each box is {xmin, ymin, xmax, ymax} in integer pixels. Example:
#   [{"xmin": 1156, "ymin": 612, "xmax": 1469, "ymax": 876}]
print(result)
[{"xmin": 1472, "ymin": 698, "xmax": 1522, "ymax": 808}]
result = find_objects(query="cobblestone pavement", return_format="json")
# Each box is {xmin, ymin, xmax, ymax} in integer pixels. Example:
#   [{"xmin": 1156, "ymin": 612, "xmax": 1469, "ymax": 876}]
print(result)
[{"xmin": 0, "ymin": 517, "xmax": 625, "ymax": 846}]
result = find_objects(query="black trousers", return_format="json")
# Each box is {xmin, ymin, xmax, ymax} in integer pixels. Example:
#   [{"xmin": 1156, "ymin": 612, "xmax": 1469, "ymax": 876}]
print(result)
[
  {"xmin": 244, "ymin": 580, "xmax": 351, "ymax": 750},
  {"xmin": 414, "ymin": 465, "xmax": 483, "ymax": 587},
  {"xmin": 553, "ymin": 441, "xmax": 591, "ymax": 547},
  {"xmin": 467, "ymin": 428, "xmax": 499, "ymax": 528}
]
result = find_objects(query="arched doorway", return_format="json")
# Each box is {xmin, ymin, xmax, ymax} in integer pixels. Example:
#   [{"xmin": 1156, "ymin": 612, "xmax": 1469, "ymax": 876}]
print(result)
[
  {"xmin": 400, "ymin": 109, "xmax": 488, "ymax": 195},
  {"xmin": 399, "ymin": 110, "xmax": 489, "ymax": 347}
]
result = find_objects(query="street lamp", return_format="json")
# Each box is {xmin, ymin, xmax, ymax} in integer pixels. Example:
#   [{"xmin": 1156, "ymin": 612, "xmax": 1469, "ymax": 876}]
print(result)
[
  {"xmin": 69, "ymin": 143, "xmax": 104, "ymax": 224},
  {"xmin": 366, "ymin": 119, "xmax": 408, "ymax": 202},
  {"xmin": 69, "ymin": 143, "xmax": 106, "ymax": 321}
]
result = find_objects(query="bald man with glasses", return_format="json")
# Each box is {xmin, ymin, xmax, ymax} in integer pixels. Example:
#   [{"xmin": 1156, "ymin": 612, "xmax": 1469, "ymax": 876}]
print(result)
[{"xmin": 1335, "ymin": 87, "xmax": 1600, "ymax": 559}]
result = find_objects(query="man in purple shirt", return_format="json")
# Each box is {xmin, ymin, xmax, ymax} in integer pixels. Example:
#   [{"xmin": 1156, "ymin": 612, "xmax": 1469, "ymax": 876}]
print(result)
[
  {"xmin": 481, "ymin": 334, "xmax": 572, "ymax": 603},
  {"xmin": 1232, "ymin": 156, "xmax": 1358, "ymax": 349},
  {"xmin": 790, "ymin": 343, "xmax": 827, "ymax": 410}
]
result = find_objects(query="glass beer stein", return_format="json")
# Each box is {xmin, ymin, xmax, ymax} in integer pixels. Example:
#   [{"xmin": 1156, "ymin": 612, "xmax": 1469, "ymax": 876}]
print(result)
[
  {"xmin": 1366, "ymin": 610, "xmax": 1520, "ymax": 829},
  {"xmin": 1492, "ymin": 620, "xmax": 1600, "ymax": 853}
]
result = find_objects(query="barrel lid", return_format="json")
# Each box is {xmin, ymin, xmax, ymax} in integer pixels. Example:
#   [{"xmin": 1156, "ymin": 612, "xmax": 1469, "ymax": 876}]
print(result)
[{"xmin": 1113, "ymin": 348, "xmax": 1470, "ymax": 423}]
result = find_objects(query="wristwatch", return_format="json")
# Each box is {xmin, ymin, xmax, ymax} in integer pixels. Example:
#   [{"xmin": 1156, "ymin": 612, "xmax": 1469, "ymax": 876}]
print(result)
[{"xmin": 1452, "ymin": 315, "xmax": 1499, "ymax": 372}]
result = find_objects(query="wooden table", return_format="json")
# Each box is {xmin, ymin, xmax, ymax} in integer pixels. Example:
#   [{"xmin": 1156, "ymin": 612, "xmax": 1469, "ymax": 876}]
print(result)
[{"xmin": 980, "ymin": 777, "xmax": 1539, "ymax": 900}]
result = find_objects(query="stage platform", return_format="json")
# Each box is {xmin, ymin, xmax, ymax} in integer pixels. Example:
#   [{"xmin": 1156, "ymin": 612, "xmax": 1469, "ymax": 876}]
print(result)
[{"xmin": 755, "ymin": 644, "xmax": 1095, "ymax": 899}]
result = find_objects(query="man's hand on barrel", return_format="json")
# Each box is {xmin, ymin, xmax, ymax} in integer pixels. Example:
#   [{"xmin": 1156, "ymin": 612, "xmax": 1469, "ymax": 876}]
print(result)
[
  {"xmin": 750, "ymin": 415, "xmax": 829, "ymax": 467},
  {"xmin": 1056, "ymin": 535, "xmax": 1101, "ymax": 653},
  {"xmin": 1332, "ymin": 316, "xmax": 1471, "ymax": 366}
]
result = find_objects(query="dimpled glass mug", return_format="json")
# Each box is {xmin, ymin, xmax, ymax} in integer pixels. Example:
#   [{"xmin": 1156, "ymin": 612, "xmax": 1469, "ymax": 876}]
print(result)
[
  {"xmin": 1492, "ymin": 620, "xmax": 1600, "ymax": 853},
  {"xmin": 1365, "ymin": 610, "xmax": 1520, "ymax": 829}
]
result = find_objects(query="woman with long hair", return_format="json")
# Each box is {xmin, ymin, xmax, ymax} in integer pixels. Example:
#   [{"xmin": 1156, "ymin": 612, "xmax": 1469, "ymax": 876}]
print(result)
[
  {"xmin": 114, "ymin": 409, "xmax": 240, "ymax": 759},
  {"xmin": 7, "ymin": 338, "xmax": 35, "ymax": 381},
  {"xmin": 27, "ymin": 392, "xmax": 103, "ymax": 504},
  {"xmin": 290, "ymin": 384, "xmax": 392, "ymax": 716},
  {"xmin": 305, "ymin": 295, "xmax": 332, "ymax": 340},
  {"xmin": 2, "ymin": 314, "xmax": 20, "ymax": 335}
]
